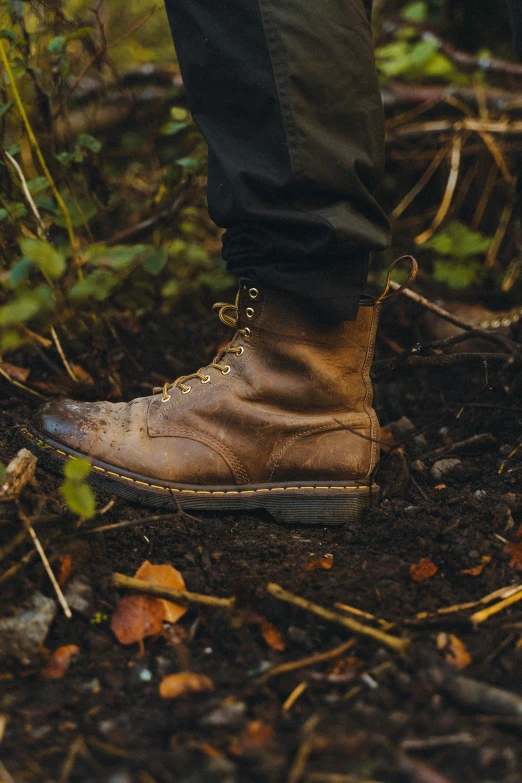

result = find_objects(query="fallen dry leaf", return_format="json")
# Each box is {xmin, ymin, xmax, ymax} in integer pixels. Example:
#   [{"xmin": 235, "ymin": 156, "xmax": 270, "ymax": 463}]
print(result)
[
  {"xmin": 159, "ymin": 672, "xmax": 214, "ymax": 699},
  {"xmin": 261, "ymin": 621, "xmax": 285, "ymax": 651},
  {"xmin": 229, "ymin": 720, "xmax": 274, "ymax": 756},
  {"xmin": 461, "ymin": 555, "xmax": 491, "ymax": 576},
  {"xmin": 410, "ymin": 557, "xmax": 439, "ymax": 583},
  {"xmin": 304, "ymin": 555, "xmax": 333, "ymax": 571},
  {"xmin": 111, "ymin": 594, "xmax": 165, "ymax": 646},
  {"xmin": 0, "ymin": 362, "xmax": 30, "ymax": 383},
  {"xmin": 57, "ymin": 554, "xmax": 72, "ymax": 587},
  {"xmin": 437, "ymin": 633, "xmax": 472, "ymax": 670},
  {"xmin": 71, "ymin": 364, "xmax": 94, "ymax": 385},
  {"xmin": 505, "ymin": 542, "xmax": 522, "ymax": 571},
  {"xmin": 134, "ymin": 560, "xmax": 187, "ymax": 623},
  {"xmin": 42, "ymin": 645, "xmax": 80, "ymax": 679},
  {"xmin": 434, "ymin": 484, "xmax": 447, "ymax": 491}
]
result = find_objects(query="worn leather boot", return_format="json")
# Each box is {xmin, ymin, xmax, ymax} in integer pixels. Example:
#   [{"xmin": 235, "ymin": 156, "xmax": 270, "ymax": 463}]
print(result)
[{"xmin": 24, "ymin": 261, "xmax": 416, "ymax": 524}]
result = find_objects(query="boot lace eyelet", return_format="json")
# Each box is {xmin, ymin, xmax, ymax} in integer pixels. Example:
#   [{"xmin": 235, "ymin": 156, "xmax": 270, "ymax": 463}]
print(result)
[
  {"xmin": 221, "ymin": 366, "xmax": 231, "ymax": 375},
  {"xmin": 161, "ymin": 394, "xmax": 171, "ymax": 403},
  {"xmin": 237, "ymin": 346, "xmax": 244, "ymax": 356},
  {"xmin": 182, "ymin": 386, "xmax": 192, "ymax": 394},
  {"xmin": 243, "ymin": 327, "xmax": 251, "ymax": 339},
  {"xmin": 201, "ymin": 375, "xmax": 211, "ymax": 383},
  {"xmin": 246, "ymin": 307, "xmax": 255, "ymax": 319},
  {"xmin": 248, "ymin": 287, "xmax": 259, "ymax": 300}
]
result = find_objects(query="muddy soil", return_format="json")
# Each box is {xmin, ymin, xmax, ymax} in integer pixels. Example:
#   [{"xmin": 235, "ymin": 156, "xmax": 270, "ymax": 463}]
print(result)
[{"xmin": 1, "ymin": 302, "xmax": 522, "ymax": 783}]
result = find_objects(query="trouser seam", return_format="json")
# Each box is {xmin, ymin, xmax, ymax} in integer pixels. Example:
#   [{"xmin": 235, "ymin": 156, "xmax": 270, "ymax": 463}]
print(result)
[{"xmin": 255, "ymin": 0, "xmax": 345, "ymax": 263}]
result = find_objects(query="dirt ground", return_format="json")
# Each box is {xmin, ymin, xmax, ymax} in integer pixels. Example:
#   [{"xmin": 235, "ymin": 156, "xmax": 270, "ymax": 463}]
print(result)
[{"xmin": 1, "ymin": 299, "xmax": 522, "ymax": 783}]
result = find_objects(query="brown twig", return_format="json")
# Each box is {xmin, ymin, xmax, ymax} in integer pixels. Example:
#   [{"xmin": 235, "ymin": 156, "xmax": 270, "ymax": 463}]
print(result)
[
  {"xmin": 471, "ymin": 586, "xmax": 522, "ymax": 626},
  {"xmin": 112, "ymin": 572, "xmax": 234, "ymax": 609},
  {"xmin": 267, "ymin": 584, "xmax": 409, "ymax": 654},
  {"xmin": 261, "ymin": 639, "xmax": 357, "ymax": 683}
]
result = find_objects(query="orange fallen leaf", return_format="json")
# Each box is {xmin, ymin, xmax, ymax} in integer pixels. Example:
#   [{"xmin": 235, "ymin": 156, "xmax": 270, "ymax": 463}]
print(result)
[
  {"xmin": 134, "ymin": 560, "xmax": 187, "ymax": 623},
  {"xmin": 111, "ymin": 594, "xmax": 165, "ymax": 645},
  {"xmin": 434, "ymin": 484, "xmax": 447, "ymax": 491},
  {"xmin": 57, "ymin": 554, "xmax": 72, "ymax": 587},
  {"xmin": 42, "ymin": 645, "xmax": 80, "ymax": 679},
  {"xmin": 159, "ymin": 672, "xmax": 214, "ymax": 699},
  {"xmin": 461, "ymin": 555, "xmax": 491, "ymax": 576},
  {"xmin": 71, "ymin": 364, "xmax": 94, "ymax": 386},
  {"xmin": 0, "ymin": 362, "xmax": 30, "ymax": 383},
  {"xmin": 410, "ymin": 557, "xmax": 438, "ymax": 583},
  {"xmin": 437, "ymin": 633, "xmax": 471, "ymax": 670},
  {"xmin": 229, "ymin": 721, "xmax": 274, "ymax": 756},
  {"xmin": 261, "ymin": 621, "xmax": 285, "ymax": 651},
  {"xmin": 505, "ymin": 542, "xmax": 522, "ymax": 571},
  {"xmin": 304, "ymin": 555, "xmax": 333, "ymax": 571}
]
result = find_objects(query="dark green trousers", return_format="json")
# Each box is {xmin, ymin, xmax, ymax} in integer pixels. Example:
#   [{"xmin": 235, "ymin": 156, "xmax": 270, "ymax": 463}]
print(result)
[{"xmin": 164, "ymin": 0, "xmax": 390, "ymax": 319}]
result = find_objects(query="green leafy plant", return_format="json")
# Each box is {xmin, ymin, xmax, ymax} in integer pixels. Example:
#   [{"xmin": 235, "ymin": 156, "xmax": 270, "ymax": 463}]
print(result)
[{"xmin": 61, "ymin": 458, "xmax": 96, "ymax": 519}]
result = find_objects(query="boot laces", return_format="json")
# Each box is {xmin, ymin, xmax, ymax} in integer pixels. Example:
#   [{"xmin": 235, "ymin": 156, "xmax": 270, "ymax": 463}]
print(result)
[{"xmin": 154, "ymin": 293, "xmax": 250, "ymax": 402}]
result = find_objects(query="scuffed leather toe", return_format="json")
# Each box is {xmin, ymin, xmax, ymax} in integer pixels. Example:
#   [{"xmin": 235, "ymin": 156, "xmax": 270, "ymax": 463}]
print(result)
[{"xmin": 32, "ymin": 398, "xmax": 127, "ymax": 455}]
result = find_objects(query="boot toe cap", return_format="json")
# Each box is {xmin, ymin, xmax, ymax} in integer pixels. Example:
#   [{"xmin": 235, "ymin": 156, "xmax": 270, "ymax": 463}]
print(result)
[{"xmin": 32, "ymin": 398, "xmax": 105, "ymax": 453}]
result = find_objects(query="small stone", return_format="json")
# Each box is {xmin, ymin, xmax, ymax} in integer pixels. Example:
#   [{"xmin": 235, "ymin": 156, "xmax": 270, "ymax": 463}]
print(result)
[
  {"xmin": 404, "ymin": 506, "xmax": 418, "ymax": 515},
  {"xmin": 64, "ymin": 576, "xmax": 93, "ymax": 616},
  {"xmin": 474, "ymin": 489, "xmax": 487, "ymax": 501},
  {"xmin": 107, "ymin": 771, "xmax": 133, "ymax": 783},
  {"xmin": 430, "ymin": 458, "xmax": 462, "ymax": 481},
  {"xmin": 0, "ymin": 592, "xmax": 56, "ymax": 665},
  {"xmin": 500, "ymin": 444, "xmax": 514, "ymax": 456},
  {"xmin": 469, "ymin": 550, "xmax": 480, "ymax": 559},
  {"xmin": 410, "ymin": 460, "xmax": 428, "ymax": 475},
  {"xmin": 138, "ymin": 668, "xmax": 152, "ymax": 682},
  {"xmin": 202, "ymin": 701, "xmax": 246, "ymax": 727}
]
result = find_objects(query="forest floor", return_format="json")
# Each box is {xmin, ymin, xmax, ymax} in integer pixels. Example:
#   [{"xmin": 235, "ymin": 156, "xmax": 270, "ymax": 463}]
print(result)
[{"xmin": 1, "ymin": 299, "xmax": 522, "ymax": 783}]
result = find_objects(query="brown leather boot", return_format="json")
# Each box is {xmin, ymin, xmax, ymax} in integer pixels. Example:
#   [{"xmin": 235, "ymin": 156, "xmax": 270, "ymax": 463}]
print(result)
[{"xmin": 24, "ymin": 270, "xmax": 413, "ymax": 525}]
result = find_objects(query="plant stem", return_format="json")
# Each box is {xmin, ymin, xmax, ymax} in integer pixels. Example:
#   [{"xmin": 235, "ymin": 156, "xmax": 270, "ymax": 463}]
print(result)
[{"xmin": 0, "ymin": 38, "xmax": 79, "ymax": 270}]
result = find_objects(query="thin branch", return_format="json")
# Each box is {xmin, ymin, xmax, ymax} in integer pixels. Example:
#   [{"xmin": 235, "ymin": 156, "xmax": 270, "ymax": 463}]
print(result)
[
  {"xmin": 267, "ymin": 584, "xmax": 409, "ymax": 654},
  {"xmin": 112, "ymin": 572, "xmax": 235, "ymax": 609}
]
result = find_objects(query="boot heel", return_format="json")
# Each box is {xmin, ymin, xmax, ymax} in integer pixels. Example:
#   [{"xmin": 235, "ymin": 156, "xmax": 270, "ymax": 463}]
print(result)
[{"xmin": 261, "ymin": 486, "xmax": 378, "ymax": 525}]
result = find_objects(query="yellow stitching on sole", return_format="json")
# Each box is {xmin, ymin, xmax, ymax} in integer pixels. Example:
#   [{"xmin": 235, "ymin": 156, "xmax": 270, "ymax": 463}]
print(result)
[{"xmin": 22, "ymin": 429, "xmax": 374, "ymax": 496}]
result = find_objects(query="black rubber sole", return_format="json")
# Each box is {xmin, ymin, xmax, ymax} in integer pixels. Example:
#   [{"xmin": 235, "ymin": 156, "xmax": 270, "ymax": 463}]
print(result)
[{"xmin": 22, "ymin": 427, "xmax": 378, "ymax": 525}]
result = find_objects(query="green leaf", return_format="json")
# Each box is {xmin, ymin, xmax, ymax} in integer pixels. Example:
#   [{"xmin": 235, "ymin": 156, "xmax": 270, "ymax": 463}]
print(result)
[
  {"xmin": 0, "ymin": 329, "xmax": 25, "ymax": 353},
  {"xmin": 64, "ymin": 457, "xmax": 92, "ymax": 481},
  {"xmin": 54, "ymin": 195, "xmax": 97, "ymax": 227},
  {"xmin": 170, "ymin": 107, "xmax": 189, "ymax": 121},
  {"xmin": 162, "ymin": 279, "xmax": 181, "ymax": 298},
  {"xmin": 9, "ymin": 256, "xmax": 34, "ymax": 287},
  {"xmin": 61, "ymin": 479, "xmax": 96, "ymax": 519},
  {"xmin": 432, "ymin": 259, "xmax": 481, "ymax": 289},
  {"xmin": 160, "ymin": 121, "xmax": 190, "ymax": 137},
  {"xmin": 85, "ymin": 244, "xmax": 146, "ymax": 270},
  {"xmin": 0, "ymin": 209, "xmax": 8, "ymax": 222},
  {"xmin": 423, "ymin": 221, "xmax": 492, "ymax": 259},
  {"xmin": 176, "ymin": 157, "xmax": 200, "ymax": 172},
  {"xmin": 0, "ymin": 463, "xmax": 7, "ymax": 486},
  {"xmin": 76, "ymin": 133, "xmax": 102, "ymax": 153},
  {"xmin": 0, "ymin": 286, "xmax": 53, "ymax": 326},
  {"xmin": 0, "ymin": 101, "xmax": 12, "ymax": 117},
  {"xmin": 3, "ymin": 202, "xmax": 27, "ymax": 220},
  {"xmin": 48, "ymin": 36, "xmax": 66, "ymax": 53},
  {"xmin": 401, "ymin": 1, "xmax": 428, "ymax": 23},
  {"xmin": 27, "ymin": 177, "xmax": 50, "ymax": 195},
  {"xmin": 143, "ymin": 247, "xmax": 167, "ymax": 275},
  {"xmin": 69, "ymin": 269, "xmax": 119, "ymax": 302},
  {"xmin": 6, "ymin": 142, "xmax": 22, "ymax": 156},
  {"xmin": 20, "ymin": 238, "xmax": 66, "ymax": 279}
]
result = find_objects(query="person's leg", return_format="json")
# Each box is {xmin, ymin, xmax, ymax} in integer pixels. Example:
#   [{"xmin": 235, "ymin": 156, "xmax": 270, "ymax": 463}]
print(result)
[
  {"xmin": 26, "ymin": 0, "xmax": 411, "ymax": 525},
  {"xmin": 164, "ymin": 0, "xmax": 390, "ymax": 321}
]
